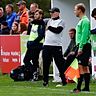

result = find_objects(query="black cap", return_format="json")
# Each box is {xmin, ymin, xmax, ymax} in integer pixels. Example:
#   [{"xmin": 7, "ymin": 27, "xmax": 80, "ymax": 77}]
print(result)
[
  {"xmin": 49, "ymin": 7, "xmax": 60, "ymax": 13},
  {"xmin": 1, "ymin": 21, "xmax": 8, "ymax": 26},
  {"xmin": 16, "ymin": 0, "xmax": 26, "ymax": 6}
]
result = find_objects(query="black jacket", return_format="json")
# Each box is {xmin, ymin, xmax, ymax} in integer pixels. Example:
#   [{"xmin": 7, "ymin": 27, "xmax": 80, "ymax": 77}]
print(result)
[
  {"xmin": 0, "ymin": 27, "xmax": 10, "ymax": 35},
  {"xmin": 0, "ymin": 15, "xmax": 6, "ymax": 24},
  {"xmin": 64, "ymin": 38, "xmax": 76, "ymax": 57},
  {"xmin": 91, "ymin": 28, "xmax": 96, "ymax": 34},
  {"xmin": 27, "ymin": 19, "xmax": 45, "ymax": 47}
]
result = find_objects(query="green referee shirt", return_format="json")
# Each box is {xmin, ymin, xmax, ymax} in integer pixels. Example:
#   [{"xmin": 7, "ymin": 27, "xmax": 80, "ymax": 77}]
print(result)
[{"xmin": 76, "ymin": 15, "xmax": 91, "ymax": 51}]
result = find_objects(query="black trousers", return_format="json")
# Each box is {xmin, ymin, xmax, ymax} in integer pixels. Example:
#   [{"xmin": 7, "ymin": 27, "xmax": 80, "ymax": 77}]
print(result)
[
  {"xmin": 65, "ymin": 54, "xmax": 76, "ymax": 70},
  {"xmin": 43, "ymin": 45, "xmax": 66, "ymax": 84},
  {"xmin": 23, "ymin": 45, "xmax": 42, "ymax": 75}
]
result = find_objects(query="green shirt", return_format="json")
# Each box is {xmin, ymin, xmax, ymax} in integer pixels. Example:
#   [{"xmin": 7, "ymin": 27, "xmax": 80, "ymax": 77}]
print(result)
[{"xmin": 76, "ymin": 15, "xmax": 91, "ymax": 51}]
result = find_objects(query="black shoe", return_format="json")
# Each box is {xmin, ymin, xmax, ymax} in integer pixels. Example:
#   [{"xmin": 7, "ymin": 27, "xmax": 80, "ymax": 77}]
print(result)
[
  {"xmin": 82, "ymin": 88, "xmax": 90, "ymax": 91},
  {"xmin": 33, "ymin": 72, "xmax": 39, "ymax": 81},
  {"xmin": 62, "ymin": 82, "xmax": 67, "ymax": 86},
  {"xmin": 73, "ymin": 88, "xmax": 81, "ymax": 93},
  {"xmin": 43, "ymin": 82, "xmax": 48, "ymax": 87}
]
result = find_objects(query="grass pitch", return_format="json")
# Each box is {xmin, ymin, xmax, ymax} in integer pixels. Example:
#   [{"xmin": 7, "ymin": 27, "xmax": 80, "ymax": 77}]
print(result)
[{"xmin": 0, "ymin": 75, "xmax": 96, "ymax": 96}]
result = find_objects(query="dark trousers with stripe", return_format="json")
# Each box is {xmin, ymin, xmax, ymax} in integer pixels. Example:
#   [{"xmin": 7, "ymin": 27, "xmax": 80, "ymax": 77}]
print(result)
[
  {"xmin": 43, "ymin": 45, "xmax": 66, "ymax": 85},
  {"xmin": 23, "ymin": 45, "xmax": 42, "ymax": 78}
]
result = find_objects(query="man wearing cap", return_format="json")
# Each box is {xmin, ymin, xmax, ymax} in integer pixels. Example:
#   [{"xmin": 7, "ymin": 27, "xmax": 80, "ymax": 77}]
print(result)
[
  {"xmin": 15, "ymin": 0, "xmax": 29, "ymax": 26},
  {"xmin": 43, "ymin": 7, "xmax": 67, "ymax": 86}
]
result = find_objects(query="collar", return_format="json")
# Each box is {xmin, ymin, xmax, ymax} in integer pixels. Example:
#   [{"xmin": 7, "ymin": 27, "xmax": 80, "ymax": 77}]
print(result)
[
  {"xmin": 52, "ymin": 16, "xmax": 60, "ymax": 20},
  {"xmin": 81, "ymin": 15, "xmax": 87, "ymax": 19}
]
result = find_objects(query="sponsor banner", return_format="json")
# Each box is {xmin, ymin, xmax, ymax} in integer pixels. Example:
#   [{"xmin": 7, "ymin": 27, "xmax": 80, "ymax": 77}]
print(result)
[{"xmin": 0, "ymin": 35, "xmax": 21, "ymax": 73}]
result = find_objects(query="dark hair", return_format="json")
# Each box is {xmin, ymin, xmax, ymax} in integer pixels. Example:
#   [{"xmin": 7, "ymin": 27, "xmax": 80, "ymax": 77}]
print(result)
[
  {"xmin": 1, "ymin": 21, "xmax": 8, "ymax": 26},
  {"xmin": 91, "ymin": 8, "xmax": 96, "ymax": 17},
  {"xmin": 10, "ymin": 22, "xmax": 19, "ymax": 34},
  {"xmin": 20, "ymin": 23, "xmax": 27, "ymax": 33},
  {"xmin": 76, "ymin": 3, "xmax": 86, "ymax": 13},
  {"xmin": 13, "ymin": 22, "xmax": 19, "ymax": 28},
  {"xmin": 69, "ymin": 28, "xmax": 76, "ymax": 34},
  {"xmin": 6, "ymin": 4, "xmax": 14, "ymax": 11}
]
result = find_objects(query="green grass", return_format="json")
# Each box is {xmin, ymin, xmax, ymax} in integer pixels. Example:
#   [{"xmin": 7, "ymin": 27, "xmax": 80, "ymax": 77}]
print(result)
[{"xmin": 0, "ymin": 75, "xmax": 96, "ymax": 96}]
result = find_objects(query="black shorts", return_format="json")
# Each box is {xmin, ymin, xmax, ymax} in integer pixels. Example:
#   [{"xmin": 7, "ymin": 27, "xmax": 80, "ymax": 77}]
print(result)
[{"xmin": 77, "ymin": 43, "xmax": 91, "ymax": 66}]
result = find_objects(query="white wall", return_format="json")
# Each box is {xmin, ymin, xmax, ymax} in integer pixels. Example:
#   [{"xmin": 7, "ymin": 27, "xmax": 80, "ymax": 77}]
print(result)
[
  {"xmin": 52, "ymin": 0, "xmax": 90, "ymax": 51},
  {"xmin": 90, "ymin": 0, "xmax": 96, "ymax": 78}
]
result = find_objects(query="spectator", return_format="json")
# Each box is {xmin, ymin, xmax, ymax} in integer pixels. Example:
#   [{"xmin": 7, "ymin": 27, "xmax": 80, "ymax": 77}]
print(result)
[
  {"xmin": 23, "ymin": 9, "xmax": 45, "ymax": 81},
  {"xmin": 0, "ymin": 21, "xmax": 10, "ymax": 35},
  {"xmin": 0, "ymin": 7, "xmax": 6, "ymax": 24},
  {"xmin": 16, "ymin": 0, "xmax": 29, "ymax": 26},
  {"xmin": 52, "ymin": 28, "xmax": 76, "ymax": 83},
  {"xmin": 91, "ymin": 8, "xmax": 96, "ymax": 20},
  {"xmin": 42, "ymin": 7, "xmax": 67, "ymax": 87},
  {"xmin": 18, "ymin": 22, "xmax": 27, "ymax": 35},
  {"xmin": 5, "ymin": 4, "xmax": 16, "ymax": 29},
  {"xmin": 91, "ymin": 8, "xmax": 96, "ymax": 34},
  {"xmin": 0, "ymin": 7, "xmax": 6, "ymax": 33},
  {"xmin": 63, "ymin": 28, "xmax": 77, "ymax": 69},
  {"xmin": 73, "ymin": 3, "xmax": 91, "ymax": 93},
  {"xmin": 28, "ymin": 3, "xmax": 39, "ymax": 22},
  {"xmin": 10, "ymin": 22, "xmax": 19, "ymax": 35},
  {"xmin": 64, "ymin": 28, "xmax": 76, "ymax": 58}
]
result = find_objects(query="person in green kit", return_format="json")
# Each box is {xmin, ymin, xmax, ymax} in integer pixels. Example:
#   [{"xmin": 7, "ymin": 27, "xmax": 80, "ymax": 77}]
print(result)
[{"xmin": 73, "ymin": 3, "xmax": 91, "ymax": 93}]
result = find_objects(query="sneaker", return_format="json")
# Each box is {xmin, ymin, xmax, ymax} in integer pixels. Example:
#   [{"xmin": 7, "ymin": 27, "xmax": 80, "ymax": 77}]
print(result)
[
  {"xmin": 33, "ymin": 72, "xmax": 39, "ymax": 81},
  {"xmin": 43, "ymin": 82, "xmax": 48, "ymax": 87},
  {"xmin": 52, "ymin": 80, "xmax": 62, "ymax": 83},
  {"xmin": 29, "ymin": 78, "xmax": 35, "ymax": 82},
  {"xmin": 62, "ymin": 82, "xmax": 67, "ymax": 86},
  {"xmin": 56, "ymin": 82, "xmax": 67, "ymax": 87},
  {"xmin": 56, "ymin": 84, "xmax": 63, "ymax": 87}
]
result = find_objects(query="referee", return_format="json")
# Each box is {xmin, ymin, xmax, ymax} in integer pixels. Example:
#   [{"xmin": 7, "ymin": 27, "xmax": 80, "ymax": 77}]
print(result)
[{"xmin": 73, "ymin": 3, "xmax": 91, "ymax": 93}]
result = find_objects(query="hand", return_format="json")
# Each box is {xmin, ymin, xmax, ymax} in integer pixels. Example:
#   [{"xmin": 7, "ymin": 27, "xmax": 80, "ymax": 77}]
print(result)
[
  {"xmin": 89, "ymin": 57, "xmax": 92, "ymax": 63},
  {"xmin": 77, "ymin": 50, "xmax": 83, "ymax": 56},
  {"xmin": 64, "ymin": 57, "xmax": 67, "ymax": 60},
  {"xmin": 46, "ymin": 26, "xmax": 49, "ymax": 31},
  {"xmin": 69, "ymin": 52, "xmax": 75, "ymax": 55},
  {"xmin": 22, "ymin": 31, "xmax": 27, "ymax": 35}
]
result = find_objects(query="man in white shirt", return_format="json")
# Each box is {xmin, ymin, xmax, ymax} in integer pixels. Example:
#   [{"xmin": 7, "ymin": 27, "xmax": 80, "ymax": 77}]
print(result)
[{"xmin": 43, "ymin": 7, "xmax": 67, "ymax": 86}]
